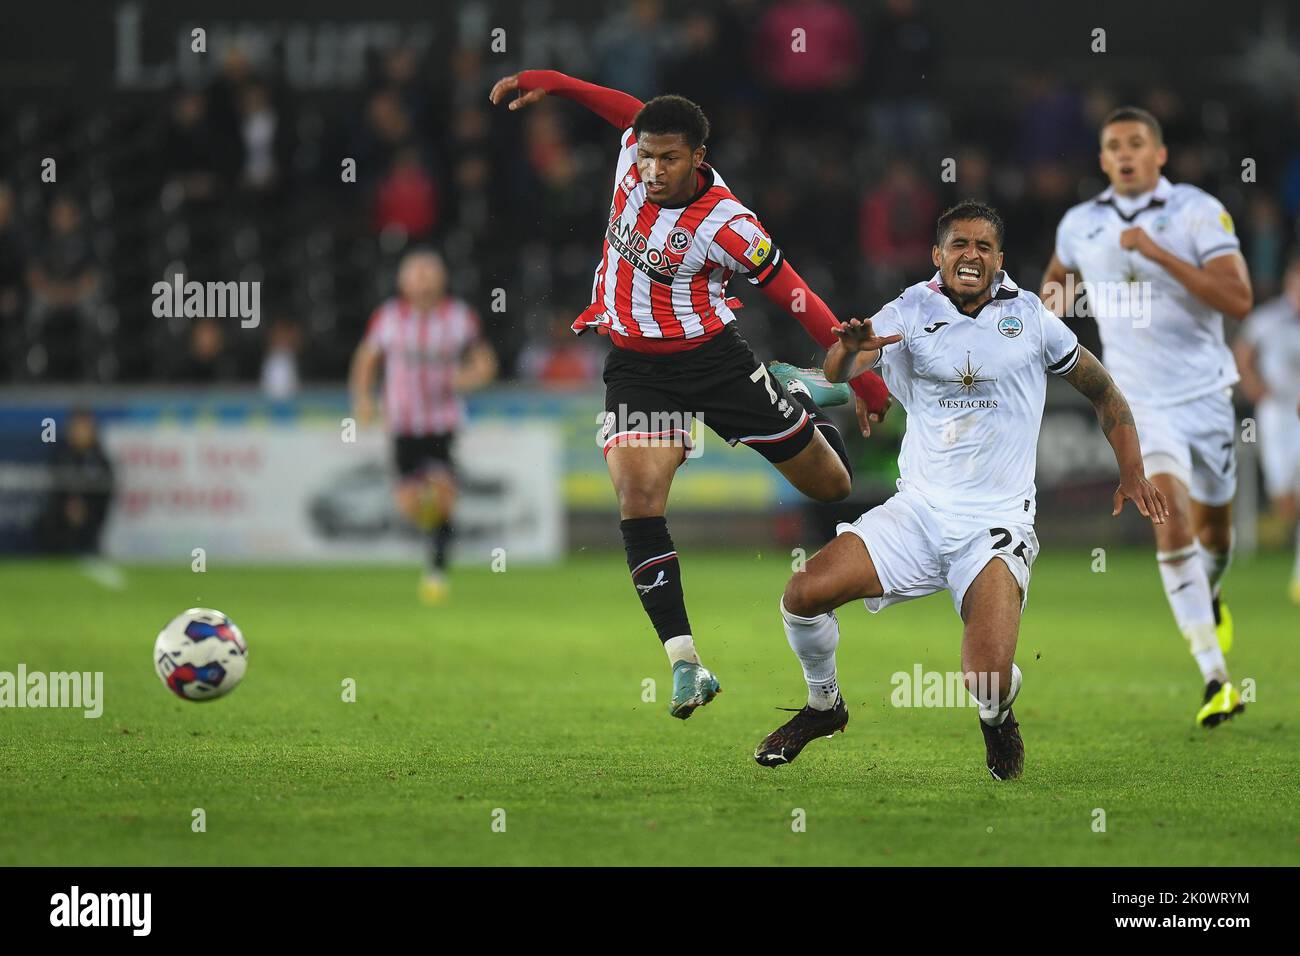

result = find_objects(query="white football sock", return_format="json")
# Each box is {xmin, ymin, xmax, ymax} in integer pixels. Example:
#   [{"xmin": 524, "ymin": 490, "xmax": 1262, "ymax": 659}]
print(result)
[
  {"xmin": 780, "ymin": 598, "xmax": 840, "ymax": 711},
  {"xmin": 1197, "ymin": 531, "xmax": 1234, "ymax": 597},
  {"xmin": 971, "ymin": 663, "xmax": 1022, "ymax": 726},
  {"xmin": 664, "ymin": 635, "xmax": 699, "ymax": 666},
  {"xmin": 1157, "ymin": 546, "xmax": 1226, "ymax": 683}
]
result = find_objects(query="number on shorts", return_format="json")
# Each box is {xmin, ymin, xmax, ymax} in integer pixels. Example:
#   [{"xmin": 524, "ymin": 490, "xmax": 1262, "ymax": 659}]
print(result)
[
  {"xmin": 989, "ymin": 528, "xmax": 1031, "ymax": 566},
  {"xmin": 750, "ymin": 364, "xmax": 779, "ymax": 405}
]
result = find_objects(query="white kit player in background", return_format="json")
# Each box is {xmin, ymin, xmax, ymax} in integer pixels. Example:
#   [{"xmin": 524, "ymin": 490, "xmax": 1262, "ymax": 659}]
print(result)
[
  {"xmin": 753, "ymin": 202, "xmax": 1167, "ymax": 780},
  {"xmin": 1235, "ymin": 253, "xmax": 1300, "ymax": 604},
  {"xmin": 1042, "ymin": 107, "xmax": 1255, "ymax": 728}
]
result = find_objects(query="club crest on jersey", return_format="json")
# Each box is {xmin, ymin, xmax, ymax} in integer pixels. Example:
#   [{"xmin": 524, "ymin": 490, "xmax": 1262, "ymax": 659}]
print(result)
[
  {"xmin": 997, "ymin": 316, "xmax": 1023, "ymax": 338},
  {"xmin": 607, "ymin": 218, "xmax": 682, "ymax": 284},
  {"xmin": 667, "ymin": 227, "xmax": 692, "ymax": 254}
]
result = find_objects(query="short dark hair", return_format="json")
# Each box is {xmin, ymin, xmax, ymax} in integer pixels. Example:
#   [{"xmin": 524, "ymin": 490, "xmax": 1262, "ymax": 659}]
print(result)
[
  {"xmin": 1100, "ymin": 106, "xmax": 1163, "ymax": 145},
  {"xmin": 633, "ymin": 95, "xmax": 710, "ymax": 150},
  {"xmin": 935, "ymin": 200, "xmax": 1005, "ymax": 249}
]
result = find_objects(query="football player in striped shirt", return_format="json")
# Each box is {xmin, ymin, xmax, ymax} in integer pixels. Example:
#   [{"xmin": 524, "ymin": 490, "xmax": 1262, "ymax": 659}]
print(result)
[
  {"xmin": 349, "ymin": 249, "xmax": 498, "ymax": 604},
  {"xmin": 490, "ymin": 70, "xmax": 893, "ymax": 719},
  {"xmin": 1041, "ymin": 107, "xmax": 1254, "ymax": 727}
]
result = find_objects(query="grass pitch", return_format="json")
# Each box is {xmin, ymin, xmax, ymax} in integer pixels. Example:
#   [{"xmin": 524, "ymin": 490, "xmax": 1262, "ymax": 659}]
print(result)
[{"xmin": 1, "ymin": 548, "xmax": 1297, "ymax": 866}]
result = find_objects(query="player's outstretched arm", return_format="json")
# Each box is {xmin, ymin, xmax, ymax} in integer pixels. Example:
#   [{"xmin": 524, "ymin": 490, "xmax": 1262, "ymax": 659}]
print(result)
[
  {"xmin": 824, "ymin": 317, "xmax": 902, "ymax": 384},
  {"xmin": 1061, "ymin": 346, "xmax": 1169, "ymax": 524},
  {"xmin": 488, "ymin": 70, "xmax": 644, "ymax": 129},
  {"xmin": 753, "ymin": 256, "xmax": 892, "ymax": 429}
]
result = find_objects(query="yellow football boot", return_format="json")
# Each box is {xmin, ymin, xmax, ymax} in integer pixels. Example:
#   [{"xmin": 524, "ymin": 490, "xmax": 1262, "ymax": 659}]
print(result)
[{"xmin": 1197, "ymin": 679, "xmax": 1244, "ymax": 729}]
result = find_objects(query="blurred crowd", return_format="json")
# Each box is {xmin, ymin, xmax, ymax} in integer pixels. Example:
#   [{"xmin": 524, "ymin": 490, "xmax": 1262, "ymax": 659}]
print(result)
[{"xmin": 1, "ymin": 0, "xmax": 1298, "ymax": 391}]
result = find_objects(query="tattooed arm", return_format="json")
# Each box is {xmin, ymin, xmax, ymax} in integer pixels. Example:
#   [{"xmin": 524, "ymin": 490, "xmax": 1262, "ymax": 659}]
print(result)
[{"xmin": 1061, "ymin": 346, "xmax": 1169, "ymax": 524}]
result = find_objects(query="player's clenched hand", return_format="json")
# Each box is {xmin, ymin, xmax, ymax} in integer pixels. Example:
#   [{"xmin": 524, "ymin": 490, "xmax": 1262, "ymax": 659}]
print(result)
[
  {"xmin": 1118, "ymin": 226, "xmax": 1160, "ymax": 260},
  {"xmin": 488, "ymin": 73, "xmax": 547, "ymax": 111},
  {"xmin": 832, "ymin": 317, "xmax": 902, "ymax": 354},
  {"xmin": 854, "ymin": 393, "xmax": 890, "ymax": 438},
  {"xmin": 1112, "ymin": 471, "xmax": 1169, "ymax": 524}
]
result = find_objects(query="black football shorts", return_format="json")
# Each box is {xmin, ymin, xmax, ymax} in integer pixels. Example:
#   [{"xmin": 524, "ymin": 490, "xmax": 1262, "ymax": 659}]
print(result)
[
  {"xmin": 600, "ymin": 325, "xmax": 814, "ymax": 464},
  {"xmin": 393, "ymin": 433, "xmax": 456, "ymax": 479}
]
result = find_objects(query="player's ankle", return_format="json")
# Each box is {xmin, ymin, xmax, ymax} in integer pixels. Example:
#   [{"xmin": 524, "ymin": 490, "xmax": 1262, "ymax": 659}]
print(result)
[
  {"xmin": 664, "ymin": 634, "xmax": 699, "ymax": 666},
  {"xmin": 806, "ymin": 678, "xmax": 839, "ymax": 710}
]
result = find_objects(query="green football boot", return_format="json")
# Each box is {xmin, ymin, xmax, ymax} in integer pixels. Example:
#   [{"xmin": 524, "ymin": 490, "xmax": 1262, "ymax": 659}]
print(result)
[
  {"xmin": 767, "ymin": 362, "xmax": 851, "ymax": 408},
  {"xmin": 669, "ymin": 660, "xmax": 721, "ymax": 719}
]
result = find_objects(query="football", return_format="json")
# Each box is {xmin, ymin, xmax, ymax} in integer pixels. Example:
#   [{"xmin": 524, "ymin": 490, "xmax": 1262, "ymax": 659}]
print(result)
[{"xmin": 153, "ymin": 608, "xmax": 249, "ymax": 701}]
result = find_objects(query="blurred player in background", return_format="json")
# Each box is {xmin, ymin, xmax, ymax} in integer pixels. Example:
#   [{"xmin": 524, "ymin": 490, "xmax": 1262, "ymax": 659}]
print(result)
[
  {"xmin": 489, "ymin": 69, "xmax": 892, "ymax": 721},
  {"xmin": 1235, "ymin": 253, "xmax": 1300, "ymax": 604},
  {"xmin": 755, "ymin": 202, "xmax": 1166, "ymax": 779},
  {"xmin": 349, "ymin": 249, "xmax": 498, "ymax": 604},
  {"xmin": 42, "ymin": 409, "xmax": 115, "ymax": 555},
  {"xmin": 1041, "ymin": 107, "xmax": 1254, "ymax": 728}
]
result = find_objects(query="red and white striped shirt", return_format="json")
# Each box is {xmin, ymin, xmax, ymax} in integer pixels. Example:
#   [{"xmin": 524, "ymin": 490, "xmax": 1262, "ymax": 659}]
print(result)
[
  {"xmin": 364, "ymin": 297, "xmax": 480, "ymax": 436},
  {"xmin": 572, "ymin": 127, "xmax": 783, "ymax": 353}
]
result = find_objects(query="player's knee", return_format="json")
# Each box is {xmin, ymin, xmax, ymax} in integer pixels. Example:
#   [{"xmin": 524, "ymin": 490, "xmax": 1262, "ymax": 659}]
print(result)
[
  {"xmin": 804, "ymin": 469, "xmax": 851, "ymax": 503},
  {"xmin": 394, "ymin": 485, "xmax": 420, "ymax": 518},
  {"xmin": 832, "ymin": 468, "xmax": 852, "ymax": 502},
  {"xmin": 825, "ymin": 469, "xmax": 852, "ymax": 502},
  {"xmin": 1198, "ymin": 523, "xmax": 1232, "ymax": 554},
  {"xmin": 782, "ymin": 572, "xmax": 831, "ymax": 618},
  {"xmin": 616, "ymin": 482, "xmax": 665, "ymax": 518},
  {"xmin": 1156, "ymin": 500, "xmax": 1194, "ymax": 546},
  {"xmin": 433, "ymin": 480, "xmax": 457, "ymax": 511}
]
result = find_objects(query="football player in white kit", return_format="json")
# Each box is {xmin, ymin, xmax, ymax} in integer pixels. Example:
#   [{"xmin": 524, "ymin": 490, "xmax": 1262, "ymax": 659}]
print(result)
[
  {"xmin": 753, "ymin": 202, "xmax": 1168, "ymax": 780},
  {"xmin": 1041, "ymin": 107, "xmax": 1254, "ymax": 728},
  {"xmin": 1235, "ymin": 253, "xmax": 1300, "ymax": 604}
]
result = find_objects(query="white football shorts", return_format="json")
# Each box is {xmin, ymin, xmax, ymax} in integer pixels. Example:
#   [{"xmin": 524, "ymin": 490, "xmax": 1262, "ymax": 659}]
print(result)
[
  {"xmin": 1130, "ymin": 388, "xmax": 1237, "ymax": 506},
  {"xmin": 1257, "ymin": 397, "xmax": 1300, "ymax": 500},
  {"xmin": 835, "ymin": 488, "xmax": 1038, "ymax": 619}
]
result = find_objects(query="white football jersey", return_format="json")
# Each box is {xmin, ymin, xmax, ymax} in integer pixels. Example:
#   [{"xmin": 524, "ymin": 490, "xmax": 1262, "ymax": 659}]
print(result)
[
  {"xmin": 869, "ymin": 271, "xmax": 1080, "ymax": 524},
  {"xmin": 1240, "ymin": 295, "xmax": 1300, "ymax": 408},
  {"xmin": 1054, "ymin": 176, "xmax": 1241, "ymax": 408}
]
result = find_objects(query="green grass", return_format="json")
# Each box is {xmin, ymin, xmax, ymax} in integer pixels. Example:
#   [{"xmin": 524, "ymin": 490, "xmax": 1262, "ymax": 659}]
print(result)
[{"xmin": 1, "ymin": 548, "xmax": 1297, "ymax": 866}]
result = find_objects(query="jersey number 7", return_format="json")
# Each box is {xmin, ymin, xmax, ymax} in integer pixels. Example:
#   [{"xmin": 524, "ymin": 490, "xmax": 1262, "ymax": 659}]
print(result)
[{"xmin": 750, "ymin": 363, "xmax": 778, "ymax": 405}]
